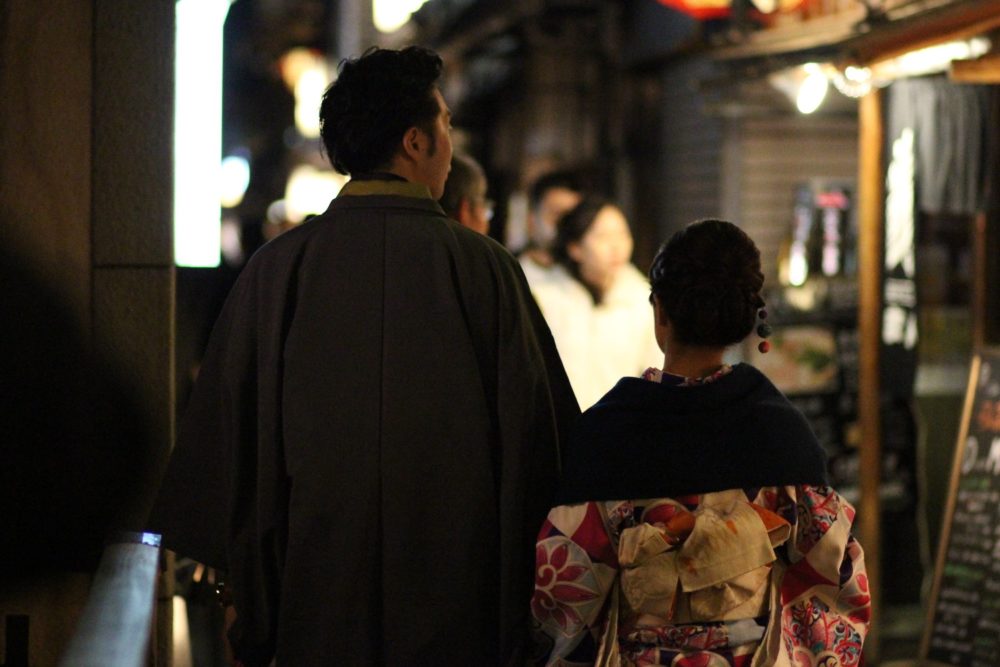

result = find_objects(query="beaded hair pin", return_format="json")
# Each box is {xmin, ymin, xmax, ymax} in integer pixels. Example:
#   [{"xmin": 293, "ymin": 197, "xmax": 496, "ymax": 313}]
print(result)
[{"xmin": 756, "ymin": 308, "xmax": 772, "ymax": 353}]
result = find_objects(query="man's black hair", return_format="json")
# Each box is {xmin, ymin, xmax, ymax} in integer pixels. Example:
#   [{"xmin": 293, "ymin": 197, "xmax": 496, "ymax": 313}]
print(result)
[
  {"xmin": 319, "ymin": 46, "xmax": 443, "ymax": 175},
  {"xmin": 529, "ymin": 170, "xmax": 581, "ymax": 209}
]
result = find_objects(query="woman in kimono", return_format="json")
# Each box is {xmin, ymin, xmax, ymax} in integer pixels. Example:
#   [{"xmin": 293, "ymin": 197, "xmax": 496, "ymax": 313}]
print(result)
[{"xmin": 530, "ymin": 219, "xmax": 870, "ymax": 666}]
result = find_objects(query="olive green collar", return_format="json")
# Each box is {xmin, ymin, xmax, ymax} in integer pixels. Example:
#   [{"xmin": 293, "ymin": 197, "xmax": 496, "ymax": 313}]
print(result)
[{"xmin": 338, "ymin": 178, "xmax": 433, "ymax": 200}]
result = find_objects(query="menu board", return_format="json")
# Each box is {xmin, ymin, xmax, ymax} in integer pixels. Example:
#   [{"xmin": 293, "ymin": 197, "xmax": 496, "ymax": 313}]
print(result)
[{"xmin": 923, "ymin": 349, "xmax": 1000, "ymax": 665}]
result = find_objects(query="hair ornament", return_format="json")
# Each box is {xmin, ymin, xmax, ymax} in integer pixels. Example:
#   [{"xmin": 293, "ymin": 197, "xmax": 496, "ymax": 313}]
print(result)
[{"xmin": 756, "ymin": 307, "xmax": 771, "ymax": 353}]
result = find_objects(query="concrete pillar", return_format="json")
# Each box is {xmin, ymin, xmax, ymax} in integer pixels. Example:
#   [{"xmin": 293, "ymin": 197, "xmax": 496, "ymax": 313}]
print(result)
[{"xmin": 0, "ymin": 1, "xmax": 175, "ymax": 664}]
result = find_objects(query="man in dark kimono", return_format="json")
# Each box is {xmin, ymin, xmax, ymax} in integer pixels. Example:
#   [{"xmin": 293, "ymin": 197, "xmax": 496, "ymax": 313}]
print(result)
[{"xmin": 149, "ymin": 46, "xmax": 578, "ymax": 665}]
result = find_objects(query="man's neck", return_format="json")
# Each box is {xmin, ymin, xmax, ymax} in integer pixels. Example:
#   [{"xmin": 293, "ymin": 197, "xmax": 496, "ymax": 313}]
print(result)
[
  {"xmin": 352, "ymin": 169, "xmax": 407, "ymax": 182},
  {"xmin": 384, "ymin": 157, "xmax": 419, "ymax": 185}
]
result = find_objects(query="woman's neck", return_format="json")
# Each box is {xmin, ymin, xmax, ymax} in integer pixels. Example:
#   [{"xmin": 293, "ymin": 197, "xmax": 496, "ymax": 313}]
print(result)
[
  {"xmin": 567, "ymin": 263, "xmax": 606, "ymax": 305},
  {"xmin": 663, "ymin": 343, "xmax": 726, "ymax": 380}
]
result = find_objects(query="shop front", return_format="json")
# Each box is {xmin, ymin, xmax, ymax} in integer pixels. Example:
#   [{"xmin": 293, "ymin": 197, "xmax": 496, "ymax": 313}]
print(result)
[{"xmin": 699, "ymin": 0, "xmax": 1000, "ymax": 661}]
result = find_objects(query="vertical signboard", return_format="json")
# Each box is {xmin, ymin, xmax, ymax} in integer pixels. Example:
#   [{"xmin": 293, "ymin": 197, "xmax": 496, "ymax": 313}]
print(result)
[{"xmin": 923, "ymin": 348, "xmax": 1000, "ymax": 665}]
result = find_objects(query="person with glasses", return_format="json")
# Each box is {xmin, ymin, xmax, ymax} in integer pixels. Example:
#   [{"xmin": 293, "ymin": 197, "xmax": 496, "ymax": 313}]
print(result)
[{"xmin": 440, "ymin": 152, "xmax": 495, "ymax": 235}]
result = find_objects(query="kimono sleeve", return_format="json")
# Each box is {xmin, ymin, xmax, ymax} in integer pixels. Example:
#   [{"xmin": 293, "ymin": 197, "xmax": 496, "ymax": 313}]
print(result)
[
  {"xmin": 489, "ymin": 249, "xmax": 580, "ymax": 657},
  {"xmin": 146, "ymin": 278, "xmax": 246, "ymax": 569},
  {"xmin": 531, "ymin": 502, "xmax": 621, "ymax": 666},
  {"xmin": 147, "ymin": 255, "xmax": 291, "ymax": 666},
  {"xmin": 776, "ymin": 485, "xmax": 871, "ymax": 665}
]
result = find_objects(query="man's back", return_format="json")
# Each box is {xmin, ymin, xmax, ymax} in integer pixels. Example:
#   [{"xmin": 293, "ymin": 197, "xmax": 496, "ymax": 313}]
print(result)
[{"xmin": 151, "ymin": 179, "xmax": 577, "ymax": 664}]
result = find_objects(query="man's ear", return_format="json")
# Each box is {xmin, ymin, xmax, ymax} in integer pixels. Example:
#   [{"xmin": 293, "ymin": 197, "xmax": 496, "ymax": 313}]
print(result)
[
  {"xmin": 457, "ymin": 197, "xmax": 473, "ymax": 225},
  {"xmin": 401, "ymin": 126, "xmax": 423, "ymax": 162}
]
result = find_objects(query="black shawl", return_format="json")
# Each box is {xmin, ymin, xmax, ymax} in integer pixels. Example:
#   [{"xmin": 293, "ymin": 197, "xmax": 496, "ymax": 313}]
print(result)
[{"xmin": 557, "ymin": 363, "xmax": 827, "ymax": 505}]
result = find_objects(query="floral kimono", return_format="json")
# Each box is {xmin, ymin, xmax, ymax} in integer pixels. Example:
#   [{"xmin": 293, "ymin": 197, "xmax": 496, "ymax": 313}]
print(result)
[{"xmin": 531, "ymin": 365, "xmax": 871, "ymax": 665}]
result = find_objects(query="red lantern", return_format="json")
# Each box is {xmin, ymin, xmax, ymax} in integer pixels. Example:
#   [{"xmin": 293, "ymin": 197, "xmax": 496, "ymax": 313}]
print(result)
[
  {"xmin": 655, "ymin": 0, "xmax": 803, "ymax": 20},
  {"xmin": 655, "ymin": 0, "xmax": 731, "ymax": 20}
]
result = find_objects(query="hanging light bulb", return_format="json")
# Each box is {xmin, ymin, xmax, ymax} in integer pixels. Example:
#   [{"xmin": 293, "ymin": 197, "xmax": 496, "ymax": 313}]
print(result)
[
  {"xmin": 796, "ymin": 63, "xmax": 829, "ymax": 114},
  {"xmin": 769, "ymin": 62, "xmax": 832, "ymax": 114}
]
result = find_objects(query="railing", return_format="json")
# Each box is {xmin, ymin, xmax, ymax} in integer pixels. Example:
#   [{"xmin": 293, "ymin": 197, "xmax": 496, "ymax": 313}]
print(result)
[{"xmin": 58, "ymin": 532, "xmax": 162, "ymax": 667}]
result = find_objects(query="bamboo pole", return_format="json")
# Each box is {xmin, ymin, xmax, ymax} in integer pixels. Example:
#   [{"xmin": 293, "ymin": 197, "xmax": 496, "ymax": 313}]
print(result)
[{"xmin": 857, "ymin": 87, "xmax": 884, "ymax": 661}]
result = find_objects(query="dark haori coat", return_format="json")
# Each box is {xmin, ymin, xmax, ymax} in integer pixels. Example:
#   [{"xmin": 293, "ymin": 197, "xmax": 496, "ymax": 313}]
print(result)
[{"xmin": 149, "ymin": 178, "xmax": 579, "ymax": 666}]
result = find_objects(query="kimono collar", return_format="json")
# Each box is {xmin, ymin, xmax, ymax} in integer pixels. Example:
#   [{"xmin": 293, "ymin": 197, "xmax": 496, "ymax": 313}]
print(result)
[{"xmin": 338, "ymin": 174, "xmax": 434, "ymax": 200}]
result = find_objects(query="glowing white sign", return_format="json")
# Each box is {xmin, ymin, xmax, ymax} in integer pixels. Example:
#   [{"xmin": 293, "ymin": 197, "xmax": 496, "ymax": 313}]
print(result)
[{"xmin": 174, "ymin": 0, "xmax": 233, "ymax": 267}]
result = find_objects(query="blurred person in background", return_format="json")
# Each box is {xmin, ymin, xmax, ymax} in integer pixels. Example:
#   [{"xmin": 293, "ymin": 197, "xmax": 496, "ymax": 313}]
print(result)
[
  {"xmin": 150, "ymin": 45, "xmax": 577, "ymax": 666},
  {"xmin": 519, "ymin": 170, "xmax": 582, "ymax": 285},
  {"xmin": 528, "ymin": 195, "xmax": 662, "ymax": 409},
  {"xmin": 439, "ymin": 152, "xmax": 493, "ymax": 235}
]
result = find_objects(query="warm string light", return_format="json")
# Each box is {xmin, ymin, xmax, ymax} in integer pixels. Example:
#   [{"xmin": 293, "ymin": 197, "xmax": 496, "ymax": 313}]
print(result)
[
  {"xmin": 768, "ymin": 37, "xmax": 992, "ymax": 113},
  {"xmin": 829, "ymin": 65, "xmax": 875, "ymax": 99}
]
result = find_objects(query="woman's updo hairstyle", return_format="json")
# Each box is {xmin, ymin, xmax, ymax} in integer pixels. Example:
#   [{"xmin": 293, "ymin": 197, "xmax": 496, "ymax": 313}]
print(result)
[{"xmin": 649, "ymin": 218, "xmax": 765, "ymax": 347}]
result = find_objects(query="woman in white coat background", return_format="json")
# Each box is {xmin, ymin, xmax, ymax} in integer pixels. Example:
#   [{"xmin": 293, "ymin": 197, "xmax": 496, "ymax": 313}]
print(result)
[{"xmin": 526, "ymin": 196, "xmax": 663, "ymax": 409}]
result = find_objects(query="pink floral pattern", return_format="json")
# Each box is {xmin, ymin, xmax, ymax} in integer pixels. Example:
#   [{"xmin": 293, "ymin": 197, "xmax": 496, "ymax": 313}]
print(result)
[
  {"xmin": 784, "ymin": 598, "xmax": 864, "ymax": 666},
  {"xmin": 670, "ymin": 652, "xmax": 734, "ymax": 667},
  {"xmin": 532, "ymin": 486, "xmax": 870, "ymax": 665},
  {"xmin": 642, "ymin": 365, "xmax": 733, "ymax": 387},
  {"xmin": 533, "ymin": 538, "xmax": 603, "ymax": 635},
  {"xmin": 795, "ymin": 486, "xmax": 840, "ymax": 555}
]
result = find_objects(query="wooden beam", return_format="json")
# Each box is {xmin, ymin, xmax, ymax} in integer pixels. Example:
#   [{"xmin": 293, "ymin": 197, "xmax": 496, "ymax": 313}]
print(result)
[
  {"xmin": 857, "ymin": 87, "xmax": 884, "ymax": 663},
  {"xmin": 847, "ymin": 0, "xmax": 1000, "ymax": 66},
  {"xmin": 950, "ymin": 53, "xmax": 1000, "ymax": 83},
  {"xmin": 709, "ymin": 5, "xmax": 866, "ymax": 61},
  {"xmin": 711, "ymin": 0, "xmax": 1000, "ymax": 67}
]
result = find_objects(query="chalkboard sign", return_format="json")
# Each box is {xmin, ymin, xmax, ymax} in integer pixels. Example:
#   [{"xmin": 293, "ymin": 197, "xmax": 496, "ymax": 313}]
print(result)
[{"xmin": 922, "ymin": 349, "xmax": 1000, "ymax": 665}]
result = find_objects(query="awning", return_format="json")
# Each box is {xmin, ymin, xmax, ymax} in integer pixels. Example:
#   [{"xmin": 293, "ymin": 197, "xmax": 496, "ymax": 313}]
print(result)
[{"xmin": 708, "ymin": 0, "xmax": 1000, "ymax": 66}]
